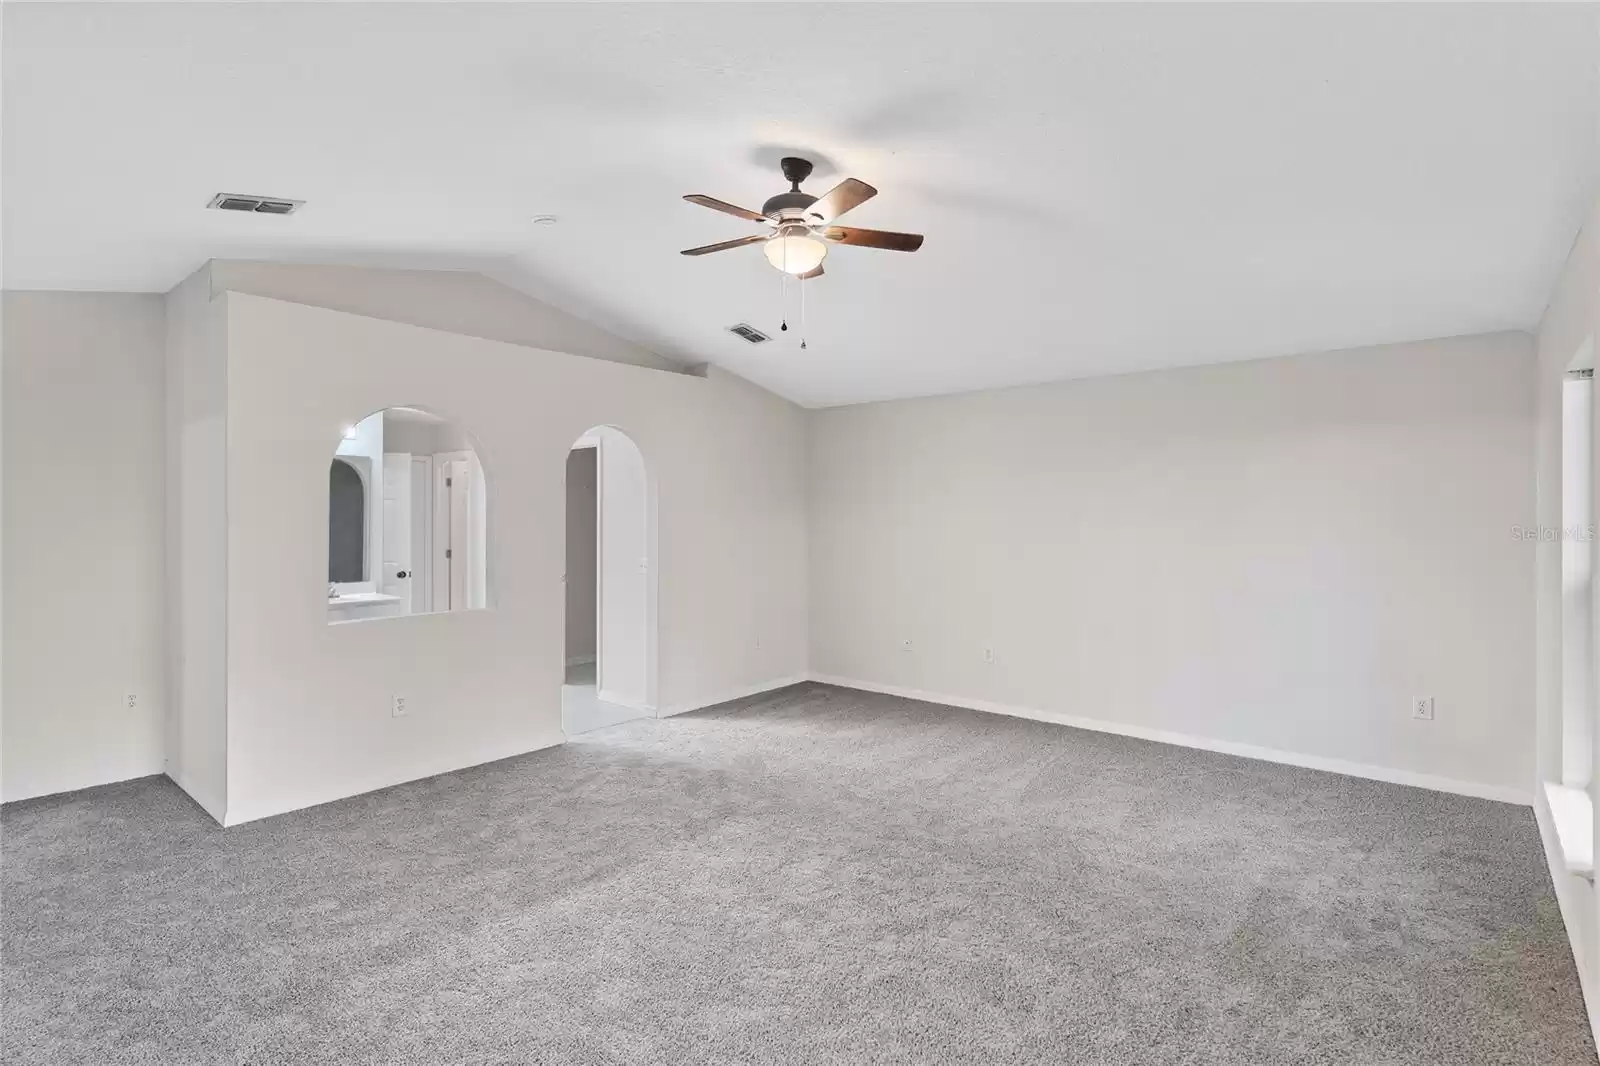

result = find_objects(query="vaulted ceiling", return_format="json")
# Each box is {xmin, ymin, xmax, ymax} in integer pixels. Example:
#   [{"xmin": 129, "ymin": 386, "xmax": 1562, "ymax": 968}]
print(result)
[{"xmin": 5, "ymin": 3, "xmax": 1597, "ymax": 406}]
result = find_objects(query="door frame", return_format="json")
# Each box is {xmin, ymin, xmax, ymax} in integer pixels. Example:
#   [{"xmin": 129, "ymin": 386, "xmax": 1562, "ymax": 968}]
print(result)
[
  {"xmin": 410, "ymin": 454, "xmax": 435, "ymax": 614},
  {"xmin": 590, "ymin": 428, "xmax": 657, "ymax": 714}
]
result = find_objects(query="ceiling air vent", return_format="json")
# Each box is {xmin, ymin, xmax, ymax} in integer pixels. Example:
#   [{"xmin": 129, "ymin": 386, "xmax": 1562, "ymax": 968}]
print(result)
[
  {"xmin": 726, "ymin": 323, "xmax": 770, "ymax": 345},
  {"xmin": 207, "ymin": 193, "xmax": 304, "ymax": 215}
]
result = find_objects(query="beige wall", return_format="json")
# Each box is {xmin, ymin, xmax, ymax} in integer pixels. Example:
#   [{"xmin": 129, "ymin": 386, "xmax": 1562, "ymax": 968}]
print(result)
[
  {"xmin": 809, "ymin": 331, "xmax": 1536, "ymax": 799},
  {"xmin": 2, "ymin": 293, "xmax": 167, "ymax": 801}
]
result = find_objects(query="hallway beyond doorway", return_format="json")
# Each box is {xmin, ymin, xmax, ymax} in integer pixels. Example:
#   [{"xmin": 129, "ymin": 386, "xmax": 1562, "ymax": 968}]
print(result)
[{"xmin": 562, "ymin": 660, "xmax": 646, "ymax": 734}]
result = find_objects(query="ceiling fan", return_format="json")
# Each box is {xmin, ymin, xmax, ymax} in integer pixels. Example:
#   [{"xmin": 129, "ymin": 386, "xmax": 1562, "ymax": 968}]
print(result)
[{"xmin": 681, "ymin": 157, "xmax": 924, "ymax": 279}]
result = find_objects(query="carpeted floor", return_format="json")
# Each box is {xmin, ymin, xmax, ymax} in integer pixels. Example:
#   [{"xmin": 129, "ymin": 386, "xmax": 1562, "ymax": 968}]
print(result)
[{"xmin": 2, "ymin": 682, "xmax": 1593, "ymax": 1065}]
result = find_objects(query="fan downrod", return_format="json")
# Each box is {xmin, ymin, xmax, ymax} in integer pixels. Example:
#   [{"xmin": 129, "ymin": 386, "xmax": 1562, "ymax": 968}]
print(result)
[{"xmin": 765, "ymin": 157, "xmax": 819, "ymax": 216}]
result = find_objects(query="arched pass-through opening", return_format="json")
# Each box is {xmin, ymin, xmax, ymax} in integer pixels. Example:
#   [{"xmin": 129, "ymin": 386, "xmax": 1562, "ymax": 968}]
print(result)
[
  {"xmin": 326, "ymin": 406, "xmax": 489, "ymax": 624},
  {"xmin": 562, "ymin": 426, "xmax": 656, "ymax": 735}
]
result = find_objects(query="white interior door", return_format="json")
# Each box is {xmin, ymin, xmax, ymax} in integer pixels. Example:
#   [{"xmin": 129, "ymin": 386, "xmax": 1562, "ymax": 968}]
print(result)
[
  {"xmin": 409, "ymin": 456, "xmax": 432, "ymax": 614},
  {"xmin": 448, "ymin": 459, "xmax": 472, "ymax": 610},
  {"xmin": 380, "ymin": 453, "xmax": 412, "ymax": 610},
  {"xmin": 430, "ymin": 450, "xmax": 479, "ymax": 613}
]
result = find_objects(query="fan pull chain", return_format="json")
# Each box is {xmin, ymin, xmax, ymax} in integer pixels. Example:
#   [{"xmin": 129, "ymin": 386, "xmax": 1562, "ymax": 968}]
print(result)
[
  {"xmin": 779, "ymin": 271, "xmax": 789, "ymax": 332},
  {"xmin": 800, "ymin": 273, "xmax": 808, "ymax": 350}
]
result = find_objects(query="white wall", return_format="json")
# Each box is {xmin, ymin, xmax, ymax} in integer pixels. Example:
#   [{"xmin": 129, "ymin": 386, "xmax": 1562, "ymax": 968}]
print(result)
[
  {"xmin": 2, "ymin": 292, "xmax": 166, "ymax": 801},
  {"xmin": 810, "ymin": 331, "xmax": 1536, "ymax": 800},
  {"xmin": 382, "ymin": 413, "xmax": 471, "ymax": 456},
  {"xmin": 1534, "ymin": 192, "xmax": 1600, "ymax": 1039},
  {"xmin": 164, "ymin": 267, "xmax": 228, "ymax": 820},
  {"xmin": 565, "ymin": 446, "xmax": 597, "ymax": 663},
  {"xmin": 218, "ymin": 292, "xmax": 807, "ymax": 824},
  {"xmin": 209, "ymin": 261, "xmax": 679, "ymax": 374}
]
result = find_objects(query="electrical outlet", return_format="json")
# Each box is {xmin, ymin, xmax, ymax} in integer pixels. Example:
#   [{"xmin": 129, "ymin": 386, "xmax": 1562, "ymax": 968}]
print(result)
[
  {"xmin": 123, "ymin": 692, "xmax": 139, "ymax": 711},
  {"xmin": 1412, "ymin": 696, "xmax": 1435, "ymax": 721},
  {"xmin": 392, "ymin": 695, "xmax": 409, "ymax": 718},
  {"xmin": 983, "ymin": 648, "xmax": 996, "ymax": 664}
]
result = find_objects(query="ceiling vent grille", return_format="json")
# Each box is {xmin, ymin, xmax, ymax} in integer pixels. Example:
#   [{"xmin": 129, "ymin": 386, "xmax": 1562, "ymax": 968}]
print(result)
[
  {"xmin": 207, "ymin": 193, "xmax": 304, "ymax": 215},
  {"xmin": 726, "ymin": 323, "xmax": 771, "ymax": 344}
]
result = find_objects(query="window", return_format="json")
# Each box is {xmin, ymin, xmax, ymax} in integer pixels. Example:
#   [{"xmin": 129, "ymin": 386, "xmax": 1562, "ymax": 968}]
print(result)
[{"xmin": 1551, "ymin": 341, "xmax": 1596, "ymax": 880}]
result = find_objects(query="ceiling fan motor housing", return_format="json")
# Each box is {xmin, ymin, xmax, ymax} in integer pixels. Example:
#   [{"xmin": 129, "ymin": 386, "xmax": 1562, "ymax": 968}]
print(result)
[{"xmin": 762, "ymin": 190, "xmax": 817, "ymax": 218}]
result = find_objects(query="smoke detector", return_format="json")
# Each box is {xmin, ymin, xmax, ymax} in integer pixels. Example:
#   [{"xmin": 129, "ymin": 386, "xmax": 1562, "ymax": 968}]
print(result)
[{"xmin": 206, "ymin": 193, "xmax": 304, "ymax": 215}]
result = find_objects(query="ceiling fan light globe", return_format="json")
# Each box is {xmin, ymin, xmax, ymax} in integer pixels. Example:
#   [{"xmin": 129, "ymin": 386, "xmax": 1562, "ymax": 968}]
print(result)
[{"xmin": 763, "ymin": 234, "xmax": 828, "ymax": 276}]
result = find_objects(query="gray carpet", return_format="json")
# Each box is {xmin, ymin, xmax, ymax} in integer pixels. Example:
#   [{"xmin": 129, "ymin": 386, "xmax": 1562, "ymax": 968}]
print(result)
[{"xmin": 2, "ymin": 682, "xmax": 1593, "ymax": 1065}]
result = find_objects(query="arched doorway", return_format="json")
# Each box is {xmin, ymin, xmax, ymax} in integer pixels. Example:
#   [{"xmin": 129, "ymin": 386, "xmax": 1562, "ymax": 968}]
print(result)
[
  {"xmin": 327, "ymin": 406, "xmax": 488, "ymax": 624},
  {"xmin": 563, "ymin": 426, "xmax": 654, "ymax": 734}
]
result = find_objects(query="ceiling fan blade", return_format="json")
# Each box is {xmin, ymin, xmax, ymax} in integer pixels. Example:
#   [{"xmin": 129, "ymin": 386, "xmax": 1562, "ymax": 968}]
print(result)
[
  {"xmin": 822, "ymin": 226, "xmax": 924, "ymax": 252},
  {"xmin": 683, "ymin": 195, "xmax": 772, "ymax": 223},
  {"xmin": 804, "ymin": 178, "xmax": 877, "ymax": 224},
  {"xmin": 680, "ymin": 234, "xmax": 767, "ymax": 256},
  {"xmin": 798, "ymin": 264, "xmax": 824, "ymax": 280}
]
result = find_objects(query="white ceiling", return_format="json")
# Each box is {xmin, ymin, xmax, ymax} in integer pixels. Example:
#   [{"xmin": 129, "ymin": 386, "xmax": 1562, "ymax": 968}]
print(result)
[{"xmin": 5, "ymin": 3, "xmax": 1598, "ymax": 407}]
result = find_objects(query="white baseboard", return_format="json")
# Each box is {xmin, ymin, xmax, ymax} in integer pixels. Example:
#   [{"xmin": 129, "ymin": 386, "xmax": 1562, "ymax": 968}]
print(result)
[
  {"xmin": 165, "ymin": 768, "xmax": 227, "ymax": 826},
  {"xmin": 0, "ymin": 763, "xmax": 166, "ymax": 808},
  {"xmin": 808, "ymin": 674, "xmax": 1532, "ymax": 806},
  {"xmin": 596, "ymin": 689, "xmax": 652, "ymax": 714},
  {"xmin": 220, "ymin": 732, "xmax": 566, "ymax": 827},
  {"xmin": 565, "ymin": 655, "xmax": 595, "ymax": 667},
  {"xmin": 658, "ymin": 675, "xmax": 806, "ymax": 719}
]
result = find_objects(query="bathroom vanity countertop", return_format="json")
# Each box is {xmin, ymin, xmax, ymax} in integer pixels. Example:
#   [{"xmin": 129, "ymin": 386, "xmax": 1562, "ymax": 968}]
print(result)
[{"xmin": 327, "ymin": 592, "xmax": 403, "ymax": 607}]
